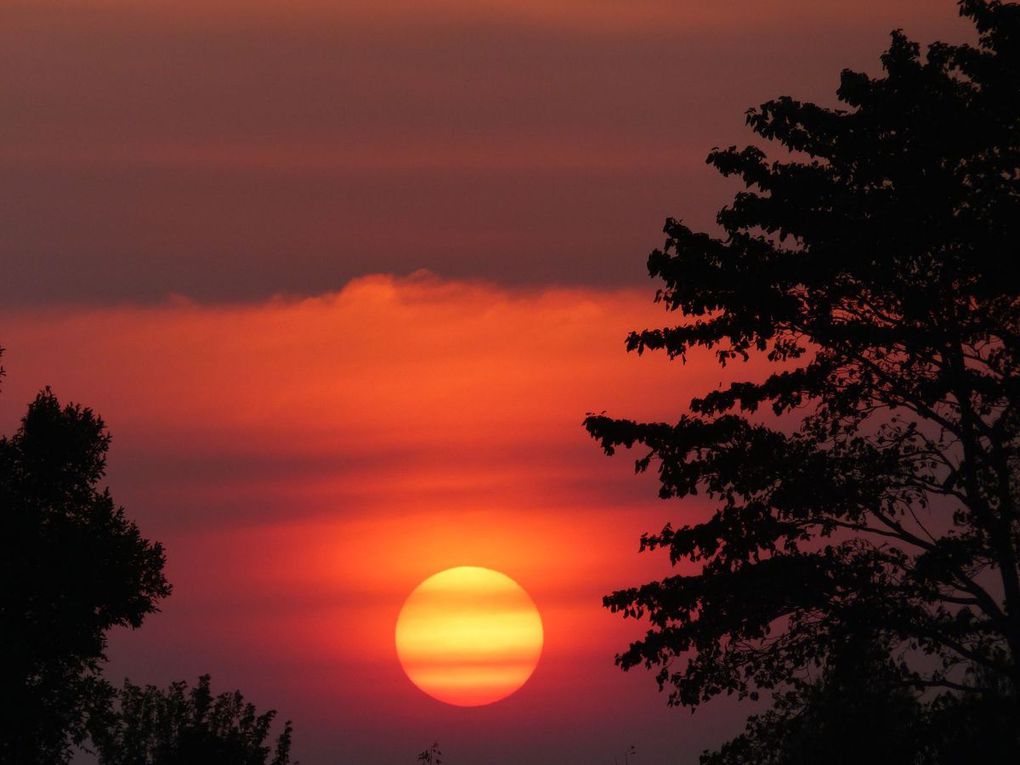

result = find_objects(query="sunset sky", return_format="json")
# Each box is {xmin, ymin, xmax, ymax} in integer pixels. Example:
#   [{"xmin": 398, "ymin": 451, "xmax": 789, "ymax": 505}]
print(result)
[{"xmin": 1, "ymin": 2, "xmax": 975, "ymax": 763}]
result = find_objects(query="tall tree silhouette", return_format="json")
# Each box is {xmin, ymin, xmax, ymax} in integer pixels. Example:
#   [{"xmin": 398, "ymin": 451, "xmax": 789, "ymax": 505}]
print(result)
[
  {"xmin": 585, "ymin": 0, "xmax": 1020, "ymax": 753},
  {"xmin": 91, "ymin": 675, "xmax": 293, "ymax": 765},
  {"xmin": 0, "ymin": 386, "xmax": 171, "ymax": 763}
]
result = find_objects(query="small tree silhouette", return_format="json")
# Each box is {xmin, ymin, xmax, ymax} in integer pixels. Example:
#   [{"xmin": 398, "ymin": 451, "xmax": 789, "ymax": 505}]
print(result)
[
  {"xmin": 614, "ymin": 744, "xmax": 637, "ymax": 765},
  {"xmin": 700, "ymin": 637, "xmax": 925, "ymax": 765},
  {"xmin": 91, "ymin": 674, "xmax": 293, "ymax": 765},
  {"xmin": 417, "ymin": 742, "xmax": 442, "ymax": 765}
]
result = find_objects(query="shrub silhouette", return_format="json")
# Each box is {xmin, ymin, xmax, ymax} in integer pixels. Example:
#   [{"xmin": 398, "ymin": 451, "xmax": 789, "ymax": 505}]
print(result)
[
  {"xmin": 417, "ymin": 741, "xmax": 442, "ymax": 765},
  {"xmin": 91, "ymin": 674, "xmax": 293, "ymax": 765}
]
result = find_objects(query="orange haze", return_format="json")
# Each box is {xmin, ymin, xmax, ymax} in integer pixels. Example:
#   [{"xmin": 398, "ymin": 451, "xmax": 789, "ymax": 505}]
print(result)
[{"xmin": 0, "ymin": 274, "xmax": 746, "ymax": 762}]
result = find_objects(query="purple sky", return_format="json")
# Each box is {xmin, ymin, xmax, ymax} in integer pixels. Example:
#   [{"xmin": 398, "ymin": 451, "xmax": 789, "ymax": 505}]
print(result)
[{"xmin": 3, "ymin": 1, "xmax": 970, "ymax": 305}]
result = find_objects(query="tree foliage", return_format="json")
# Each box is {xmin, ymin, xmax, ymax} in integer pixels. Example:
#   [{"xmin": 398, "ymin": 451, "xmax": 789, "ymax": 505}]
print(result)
[
  {"xmin": 701, "ymin": 650, "xmax": 1018, "ymax": 765},
  {"xmin": 0, "ymin": 388, "xmax": 171, "ymax": 763},
  {"xmin": 699, "ymin": 637, "xmax": 925, "ymax": 765},
  {"xmin": 585, "ymin": 0, "xmax": 1020, "ymax": 749},
  {"xmin": 92, "ymin": 674, "xmax": 293, "ymax": 765}
]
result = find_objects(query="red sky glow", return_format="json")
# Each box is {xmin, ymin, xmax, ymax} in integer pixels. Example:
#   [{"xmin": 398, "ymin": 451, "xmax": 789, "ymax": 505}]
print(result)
[{"xmin": 0, "ymin": 2, "xmax": 978, "ymax": 762}]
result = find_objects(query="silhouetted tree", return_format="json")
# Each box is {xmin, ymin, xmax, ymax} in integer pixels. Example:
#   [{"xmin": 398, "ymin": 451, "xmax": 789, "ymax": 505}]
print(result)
[
  {"xmin": 417, "ymin": 742, "xmax": 443, "ymax": 765},
  {"xmin": 91, "ymin": 675, "xmax": 293, "ymax": 765},
  {"xmin": 702, "ymin": 647, "xmax": 1019, "ymax": 764},
  {"xmin": 585, "ymin": 0, "xmax": 1020, "ymax": 755},
  {"xmin": 919, "ymin": 663, "xmax": 1020, "ymax": 762},
  {"xmin": 0, "ymin": 388, "xmax": 171, "ymax": 763},
  {"xmin": 614, "ymin": 744, "xmax": 637, "ymax": 765},
  {"xmin": 699, "ymin": 637, "xmax": 924, "ymax": 765}
]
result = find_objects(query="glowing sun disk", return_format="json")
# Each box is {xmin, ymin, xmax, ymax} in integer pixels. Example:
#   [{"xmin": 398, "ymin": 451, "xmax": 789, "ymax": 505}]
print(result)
[{"xmin": 395, "ymin": 567, "xmax": 543, "ymax": 706}]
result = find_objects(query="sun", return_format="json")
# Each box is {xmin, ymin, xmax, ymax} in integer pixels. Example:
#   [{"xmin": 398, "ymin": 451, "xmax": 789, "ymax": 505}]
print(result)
[{"xmin": 395, "ymin": 566, "xmax": 544, "ymax": 707}]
